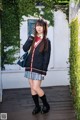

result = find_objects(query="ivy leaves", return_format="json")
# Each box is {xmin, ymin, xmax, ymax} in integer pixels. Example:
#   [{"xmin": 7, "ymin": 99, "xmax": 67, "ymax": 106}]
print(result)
[{"xmin": 19, "ymin": 0, "xmax": 69, "ymax": 26}]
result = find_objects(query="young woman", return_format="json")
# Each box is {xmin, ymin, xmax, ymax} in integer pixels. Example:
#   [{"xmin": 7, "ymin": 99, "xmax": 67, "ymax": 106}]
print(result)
[{"xmin": 23, "ymin": 19, "xmax": 51, "ymax": 115}]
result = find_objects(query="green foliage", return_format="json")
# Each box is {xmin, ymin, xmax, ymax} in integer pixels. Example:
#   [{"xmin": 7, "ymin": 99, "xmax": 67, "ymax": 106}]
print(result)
[
  {"xmin": 19, "ymin": 0, "xmax": 54, "ymax": 26},
  {"xmin": 1, "ymin": 0, "xmax": 69, "ymax": 70},
  {"xmin": 19, "ymin": 0, "xmax": 69, "ymax": 26},
  {"xmin": 69, "ymin": 17, "xmax": 80, "ymax": 120},
  {"xmin": 0, "ymin": 0, "xmax": 2, "ymax": 10},
  {"xmin": 1, "ymin": 0, "xmax": 20, "ymax": 69}
]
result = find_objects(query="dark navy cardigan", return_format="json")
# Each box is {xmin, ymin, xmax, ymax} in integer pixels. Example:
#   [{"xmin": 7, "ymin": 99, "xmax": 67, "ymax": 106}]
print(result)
[{"xmin": 23, "ymin": 36, "xmax": 51, "ymax": 75}]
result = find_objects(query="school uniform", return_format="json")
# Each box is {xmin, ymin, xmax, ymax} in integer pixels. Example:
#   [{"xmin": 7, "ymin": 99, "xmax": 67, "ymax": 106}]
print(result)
[{"xmin": 23, "ymin": 35, "xmax": 51, "ymax": 80}]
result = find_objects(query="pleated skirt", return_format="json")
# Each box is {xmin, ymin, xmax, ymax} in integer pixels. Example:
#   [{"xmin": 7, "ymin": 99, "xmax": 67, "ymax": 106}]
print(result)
[{"xmin": 24, "ymin": 71, "xmax": 44, "ymax": 80}]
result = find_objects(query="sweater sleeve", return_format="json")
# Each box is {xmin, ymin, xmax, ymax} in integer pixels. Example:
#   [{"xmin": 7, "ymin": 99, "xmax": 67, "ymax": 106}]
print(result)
[
  {"xmin": 23, "ymin": 36, "xmax": 33, "ymax": 52},
  {"xmin": 43, "ymin": 39, "xmax": 51, "ymax": 75}
]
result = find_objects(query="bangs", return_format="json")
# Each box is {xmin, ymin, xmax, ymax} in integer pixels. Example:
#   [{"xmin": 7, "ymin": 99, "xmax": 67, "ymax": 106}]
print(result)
[{"xmin": 36, "ymin": 20, "xmax": 45, "ymax": 26}]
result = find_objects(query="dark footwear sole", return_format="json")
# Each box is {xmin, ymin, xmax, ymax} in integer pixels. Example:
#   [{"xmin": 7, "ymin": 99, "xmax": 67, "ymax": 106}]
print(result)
[
  {"xmin": 32, "ymin": 110, "xmax": 41, "ymax": 115},
  {"xmin": 32, "ymin": 107, "xmax": 41, "ymax": 115},
  {"xmin": 41, "ymin": 105, "xmax": 50, "ymax": 114},
  {"xmin": 41, "ymin": 109, "xmax": 50, "ymax": 114}
]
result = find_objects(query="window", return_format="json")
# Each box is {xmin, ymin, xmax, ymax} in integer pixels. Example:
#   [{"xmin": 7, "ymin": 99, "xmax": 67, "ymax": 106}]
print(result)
[{"xmin": 28, "ymin": 19, "xmax": 37, "ymax": 36}]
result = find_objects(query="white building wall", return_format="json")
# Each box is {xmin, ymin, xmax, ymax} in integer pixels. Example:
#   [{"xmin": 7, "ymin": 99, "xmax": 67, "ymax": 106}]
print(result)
[
  {"xmin": 53, "ymin": 10, "xmax": 70, "ymax": 68},
  {"xmin": 2, "ymin": 69, "xmax": 69, "ymax": 89},
  {"xmin": 1, "ymin": 10, "xmax": 70, "ymax": 89}
]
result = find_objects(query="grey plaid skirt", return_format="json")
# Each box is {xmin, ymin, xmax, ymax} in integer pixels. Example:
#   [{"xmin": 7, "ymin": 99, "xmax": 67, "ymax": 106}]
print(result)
[{"xmin": 24, "ymin": 71, "xmax": 44, "ymax": 80}]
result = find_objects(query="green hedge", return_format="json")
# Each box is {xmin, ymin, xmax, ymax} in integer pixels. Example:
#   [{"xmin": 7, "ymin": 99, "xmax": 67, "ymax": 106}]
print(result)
[
  {"xmin": 69, "ymin": 17, "xmax": 80, "ymax": 120},
  {"xmin": 1, "ymin": 0, "xmax": 20, "ymax": 70}
]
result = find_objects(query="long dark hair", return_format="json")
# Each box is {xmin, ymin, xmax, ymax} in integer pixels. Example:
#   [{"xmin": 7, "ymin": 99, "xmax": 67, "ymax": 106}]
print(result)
[{"xmin": 31, "ymin": 19, "xmax": 48, "ymax": 52}]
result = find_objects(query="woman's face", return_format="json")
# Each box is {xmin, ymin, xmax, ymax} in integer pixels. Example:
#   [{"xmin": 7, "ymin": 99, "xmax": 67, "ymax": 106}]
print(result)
[{"xmin": 36, "ymin": 25, "xmax": 43, "ymax": 34}]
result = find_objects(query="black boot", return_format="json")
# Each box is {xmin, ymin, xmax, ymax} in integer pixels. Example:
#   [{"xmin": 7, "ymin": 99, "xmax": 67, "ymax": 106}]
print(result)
[
  {"xmin": 32, "ymin": 94, "xmax": 41, "ymax": 115},
  {"xmin": 32, "ymin": 106, "xmax": 41, "ymax": 115},
  {"xmin": 40, "ymin": 94, "xmax": 50, "ymax": 114}
]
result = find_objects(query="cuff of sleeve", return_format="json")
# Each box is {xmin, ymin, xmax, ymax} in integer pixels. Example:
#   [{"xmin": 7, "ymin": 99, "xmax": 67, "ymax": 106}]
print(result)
[
  {"xmin": 29, "ymin": 36, "xmax": 34, "ymax": 41},
  {"xmin": 42, "ymin": 71, "xmax": 47, "ymax": 75}
]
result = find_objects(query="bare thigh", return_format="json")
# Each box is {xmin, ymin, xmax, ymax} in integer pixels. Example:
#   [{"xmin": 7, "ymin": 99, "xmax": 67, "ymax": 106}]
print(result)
[
  {"xmin": 33, "ymin": 80, "xmax": 42, "ymax": 88},
  {"xmin": 29, "ymin": 79, "xmax": 33, "ymax": 88}
]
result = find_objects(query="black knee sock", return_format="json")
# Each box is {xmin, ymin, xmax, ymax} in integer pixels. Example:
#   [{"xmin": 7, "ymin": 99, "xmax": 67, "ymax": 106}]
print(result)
[
  {"xmin": 40, "ymin": 94, "xmax": 49, "ymax": 107},
  {"xmin": 32, "ymin": 94, "xmax": 40, "ymax": 108}
]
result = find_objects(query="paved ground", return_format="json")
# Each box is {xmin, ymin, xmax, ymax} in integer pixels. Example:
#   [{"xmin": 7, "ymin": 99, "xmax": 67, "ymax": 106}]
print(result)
[{"xmin": 0, "ymin": 86, "xmax": 76, "ymax": 120}]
